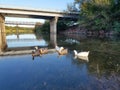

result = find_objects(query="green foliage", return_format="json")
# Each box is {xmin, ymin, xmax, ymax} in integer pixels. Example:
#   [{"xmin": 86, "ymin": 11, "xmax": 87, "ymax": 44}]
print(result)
[
  {"xmin": 41, "ymin": 21, "xmax": 50, "ymax": 33},
  {"xmin": 57, "ymin": 20, "xmax": 68, "ymax": 33},
  {"xmin": 66, "ymin": 3, "xmax": 78, "ymax": 12},
  {"xmin": 34, "ymin": 20, "xmax": 73, "ymax": 34},
  {"xmin": 34, "ymin": 20, "xmax": 50, "ymax": 34},
  {"xmin": 67, "ymin": 0, "xmax": 119, "ymax": 34},
  {"xmin": 113, "ymin": 21, "xmax": 120, "ymax": 33}
]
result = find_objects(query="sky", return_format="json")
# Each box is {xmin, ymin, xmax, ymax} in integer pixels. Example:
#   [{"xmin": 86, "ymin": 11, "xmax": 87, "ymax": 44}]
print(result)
[{"xmin": 0, "ymin": 0, "xmax": 74, "ymax": 24}]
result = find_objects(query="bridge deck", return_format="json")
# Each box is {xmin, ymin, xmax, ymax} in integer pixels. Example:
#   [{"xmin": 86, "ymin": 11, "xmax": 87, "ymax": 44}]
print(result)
[{"xmin": 0, "ymin": 5, "xmax": 79, "ymax": 20}]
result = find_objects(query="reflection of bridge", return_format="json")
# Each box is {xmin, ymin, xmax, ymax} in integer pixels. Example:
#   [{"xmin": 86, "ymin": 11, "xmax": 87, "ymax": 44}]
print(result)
[
  {"xmin": 7, "ymin": 39, "xmax": 39, "ymax": 42},
  {"xmin": 7, "ymin": 39, "xmax": 48, "ymax": 48},
  {"xmin": 0, "ymin": 5, "xmax": 79, "ymax": 52},
  {"xmin": 5, "ymin": 21, "xmax": 42, "ymax": 25}
]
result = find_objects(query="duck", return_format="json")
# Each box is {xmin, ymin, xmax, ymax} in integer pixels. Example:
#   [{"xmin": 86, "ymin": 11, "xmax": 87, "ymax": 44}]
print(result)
[
  {"xmin": 32, "ymin": 46, "xmax": 39, "ymax": 53},
  {"xmin": 73, "ymin": 50, "xmax": 90, "ymax": 61},
  {"xmin": 55, "ymin": 45, "xmax": 63, "ymax": 52},
  {"xmin": 74, "ymin": 55, "xmax": 89, "ymax": 61},
  {"xmin": 39, "ymin": 48, "xmax": 48, "ymax": 55},
  {"xmin": 73, "ymin": 50, "xmax": 90, "ymax": 57},
  {"xmin": 57, "ymin": 47, "xmax": 68, "ymax": 55},
  {"xmin": 34, "ymin": 46, "xmax": 38, "ymax": 50},
  {"xmin": 32, "ymin": 50, "xmax": 41, "ymax": 60},
  {"xmin": 32, "ymin": 50, "xmax": 41, "ymax": 56}
]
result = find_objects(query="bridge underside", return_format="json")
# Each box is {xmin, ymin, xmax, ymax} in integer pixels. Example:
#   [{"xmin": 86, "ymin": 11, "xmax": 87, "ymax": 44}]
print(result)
[
  {"xmin": 0, "ymin": 6, "xmax": 79, "ymax": 52},
  {"xmin": 0, "ymin": 14, "xmax": 59, "ymax": 52},
  {"xmin": 4, "ymin": 14, "xmax": 78, "ymax": 21}
]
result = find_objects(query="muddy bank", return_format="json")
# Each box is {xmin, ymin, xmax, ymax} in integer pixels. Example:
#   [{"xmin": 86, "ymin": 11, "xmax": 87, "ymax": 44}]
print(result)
[{"xmin": 62, "ymin": 25, "xmax": 117, "ymax": 37}]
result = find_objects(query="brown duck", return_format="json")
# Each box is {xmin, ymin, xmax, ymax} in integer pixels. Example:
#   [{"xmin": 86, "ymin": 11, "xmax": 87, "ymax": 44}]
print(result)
[
  {"xmin": 32, "ymin": 50, "xmax": 41, "ymax": 60},
  {"xmin": 39, "ymin": 48, "xmax": 48, "ymax": 55},
  {"xmin": 57, "ymin": 47, "xmax": 68, "ymax": 55},
  {"xmin": 32, "ymin": 46, "xmax": 42, "ymax": 59}
]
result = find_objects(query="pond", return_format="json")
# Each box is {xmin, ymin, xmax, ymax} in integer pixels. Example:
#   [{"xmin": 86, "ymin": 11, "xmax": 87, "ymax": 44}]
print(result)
[{"xmin": 0, "ymin": 33, "xmax": 120, "ymax": 90}]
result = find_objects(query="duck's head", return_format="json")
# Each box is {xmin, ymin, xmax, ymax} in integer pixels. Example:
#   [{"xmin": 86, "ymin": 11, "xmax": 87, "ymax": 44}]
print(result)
[
  {"xmin": 73, "ymin": 50, "xmax": 77, "ymax": 56},
  {"xmin": 34, "ymin": 46, "xmax": 38, "ymax": 50},
  {"xmin": 59, "ymin": 47, "xmax": 64, "ymax": 51}
]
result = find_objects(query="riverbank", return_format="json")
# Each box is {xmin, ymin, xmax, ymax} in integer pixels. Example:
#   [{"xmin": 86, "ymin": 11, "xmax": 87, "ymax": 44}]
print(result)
[
  {"xmin": 62, "ymin": 25, "xmax": 117, "ymax": 37},
  {"xmin": 0, "ymin": 48, "xmax": 56, "ymax": 56}
]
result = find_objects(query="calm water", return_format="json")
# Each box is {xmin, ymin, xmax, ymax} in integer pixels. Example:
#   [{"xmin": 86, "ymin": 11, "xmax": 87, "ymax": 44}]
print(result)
[
  {"xmin": 6, "ymin": 34, "xmax": 48, "ymax": 48},
  {"xmin": 0, "ymin": 33, "xmax": 120, "ymax": 90}
]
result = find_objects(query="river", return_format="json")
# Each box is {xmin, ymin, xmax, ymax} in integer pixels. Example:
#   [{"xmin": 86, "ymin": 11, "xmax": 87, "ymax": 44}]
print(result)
[{"xmin": 0, "ymin": 33, "xmax": 119, "ymax": 90}]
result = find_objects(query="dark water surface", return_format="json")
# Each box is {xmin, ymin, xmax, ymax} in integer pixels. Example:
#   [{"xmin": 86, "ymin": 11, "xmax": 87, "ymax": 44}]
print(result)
[{"xmin": 0, "ymin": 33, "xmax": 120, "ymax": 90}]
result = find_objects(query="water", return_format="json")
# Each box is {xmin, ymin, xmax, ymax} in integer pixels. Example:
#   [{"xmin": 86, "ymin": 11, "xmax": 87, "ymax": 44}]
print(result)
[
  {"xmin": 6, "ymin": 34, "xmax": 48, "ymax": 48},
  {"xmin": 0, "ymin": 33, "xmax": 120, "ymax": 90}
]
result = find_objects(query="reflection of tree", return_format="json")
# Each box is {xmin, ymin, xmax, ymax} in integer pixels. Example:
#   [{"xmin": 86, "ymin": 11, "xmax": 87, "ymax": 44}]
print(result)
[
  {"xmin": 56, "ymin": 34, "xmax": 120, "ymax": 89},
  {"xmin": 56, "ymin": 34, "xmax": 120, "ymax": 77},
  {"xmin": 88, "ymin": 51, "xmax": 120, "ymax": 77},
  {"xmin": 35, "ymin": 33, "xmax": 50, "ymax": 46},
  {"xmin": 88, "ymin": 52, "xmax": 120, "ymax": 90},
  {"xmin": 57, "ymin": 34, "xmax": 120, "ymax": 55},
  {"xmin": 6, "ymin": 26, "xmax": 33, "ymax": 35},
  {"xmin": 70, "ymin": 50, "xmax": 120, "ymax": 89},
  {"xmin": 39, "ymin": 34, "xmax": 120, "ymax": 76}
]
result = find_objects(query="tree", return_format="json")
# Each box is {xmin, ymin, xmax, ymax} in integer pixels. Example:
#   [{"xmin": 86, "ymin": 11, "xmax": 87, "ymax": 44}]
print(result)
[
  {"xmin": 34, "ymin": 20, "xmax": 50, "ymax": 34},
  {"xmin": 69, "ymin": 0, "xmax": 120, "ymax": 33},
  {"xmin": 66, "ymin": 3, "xmax": 78, "ymax": 12}
]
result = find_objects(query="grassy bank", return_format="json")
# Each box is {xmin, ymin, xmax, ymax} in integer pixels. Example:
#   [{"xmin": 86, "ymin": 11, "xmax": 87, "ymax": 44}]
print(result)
[{"xmin": 5, "ymin": 26, "xmax": 34, "ymax": 34}]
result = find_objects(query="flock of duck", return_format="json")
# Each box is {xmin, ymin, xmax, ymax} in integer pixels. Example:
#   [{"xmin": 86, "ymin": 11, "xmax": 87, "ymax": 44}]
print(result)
[{"xmin": 32, "ymin": 46, "xmax": 90, "ymax": 61}]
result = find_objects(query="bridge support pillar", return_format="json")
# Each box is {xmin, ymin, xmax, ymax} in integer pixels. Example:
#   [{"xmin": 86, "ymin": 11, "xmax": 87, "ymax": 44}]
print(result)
[
  {"xmin": 50, "ymin": 17, "xmax": 58, "ymax": 47},
  {"xmin": 0, "ymin": 14, "xmax": 7, "ymax": 52}
]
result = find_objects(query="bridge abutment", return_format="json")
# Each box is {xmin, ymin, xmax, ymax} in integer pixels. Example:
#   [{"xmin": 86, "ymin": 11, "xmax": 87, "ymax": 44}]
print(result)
[
  {"xmin": 0, "ymin": 14, "xmax": 7, "ymax": 52},
  {"xmin": 50, "ymin": 17, "xmax": 58, "ymax": 47}
]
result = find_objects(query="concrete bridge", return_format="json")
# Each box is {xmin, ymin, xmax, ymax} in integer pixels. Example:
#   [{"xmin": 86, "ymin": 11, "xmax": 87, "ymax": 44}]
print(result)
[{"xmin": 0, "ymin": 5, "xmax": 79, "ymax": 52}]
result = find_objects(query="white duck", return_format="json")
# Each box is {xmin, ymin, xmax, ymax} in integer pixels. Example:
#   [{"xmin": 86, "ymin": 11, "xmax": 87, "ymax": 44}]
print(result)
[
  {"xmin": 73, "ymin": 50, "xmax": 90, "ymax": 61},
  {"xmin": 73, "ymin": 50, "xmax": 90, "ymax": 57},
  {"xmin": 55, "ymin": 45, "xmax": 64, "ymax": 52},
  {"xmin": 57, "ymin": 47, "xmax": 68, "ymax": 55}
]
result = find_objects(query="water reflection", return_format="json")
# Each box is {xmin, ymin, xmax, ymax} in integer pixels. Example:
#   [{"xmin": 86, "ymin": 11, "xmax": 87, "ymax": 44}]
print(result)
[
  {"xmin": 0, "ymin": 50, "xmax": 120, "ymax": 90},
  {"xmin": 74, "ymin": 56, "xmax": 89, "ymax": 62},
  {"xmin": 57, "ymin": 34, "xmax": 120, "ymax": 77},
  {"xmin": 65, "ymin": 39, "xmax": 80, "ymax": 44},
  {"xmin": 1, "ymin": 32, "xmax": 120, "ymax": 90},
  {"xmin": 6, "ymin": 34, "xmax": 48, "ymax": 48}
]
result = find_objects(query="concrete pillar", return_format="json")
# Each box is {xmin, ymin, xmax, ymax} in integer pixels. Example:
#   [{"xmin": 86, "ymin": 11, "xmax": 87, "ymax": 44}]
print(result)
[
  {"xmin": 0, "ymin": 20, "xmax": 2, "ymax": 52},
  {"xmin": 50, "ymin": 17, "xmax": 58, "ymax": 47},
  {"xmin": 0, "ymin": 14, "xmax": 7, "ymax": 52},
  {"xmin": 16, "ymin": 24, "xmax": 19, "ymax": 39}
]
